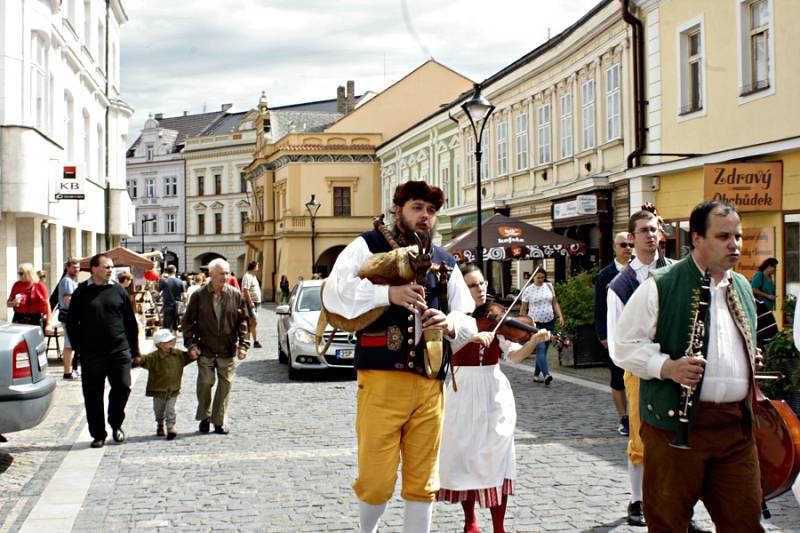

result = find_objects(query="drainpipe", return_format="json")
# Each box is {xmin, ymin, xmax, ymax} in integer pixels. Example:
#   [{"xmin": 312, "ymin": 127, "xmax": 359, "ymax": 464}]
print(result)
[
  {"xmin": 622, "ymin": 0, "xmax": 646, "ymax": 169},
  {"xmin": 271, "ymin": 168, "xmax": 277, "ymax": 303},
  {"xmin": 104, "ymin": 0, "xmax": 111, "ymax": 249}
]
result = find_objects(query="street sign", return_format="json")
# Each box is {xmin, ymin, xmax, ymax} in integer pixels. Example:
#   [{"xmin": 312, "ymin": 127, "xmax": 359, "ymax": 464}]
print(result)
[{"xmin": 55, "ymin": 165, "xmax": 85, "ymax": 200}]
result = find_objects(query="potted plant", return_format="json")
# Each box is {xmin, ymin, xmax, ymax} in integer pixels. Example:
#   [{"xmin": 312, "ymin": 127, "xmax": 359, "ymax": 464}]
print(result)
[
  {"xmin": 761, "ymin": 328, "xmax": 800, "ymax": 416},
  {"xmin": 555, "ymin": 268, "xmax": 603, "ymax": 367}
]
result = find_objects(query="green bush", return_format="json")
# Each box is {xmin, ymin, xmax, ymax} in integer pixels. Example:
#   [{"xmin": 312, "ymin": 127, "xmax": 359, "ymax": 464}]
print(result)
[
  {"xmin": 760, "ymin": 328, "xmax": 800, "ymax": 399},
  {"xmin": 555, "ymin": 268, "xmax": 598, "ymax": 336}
]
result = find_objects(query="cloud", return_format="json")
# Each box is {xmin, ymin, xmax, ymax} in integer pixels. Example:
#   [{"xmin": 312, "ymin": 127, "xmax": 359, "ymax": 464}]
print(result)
[{"xmin": 121, "ymin": 0, "xmax": 600, "ymax": 138}]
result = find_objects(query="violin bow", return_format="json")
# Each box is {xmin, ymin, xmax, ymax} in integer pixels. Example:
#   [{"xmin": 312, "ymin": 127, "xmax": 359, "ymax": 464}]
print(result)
[{"xmin": 489, "ymin": 265, "xmax": 540, "ymax": 336}]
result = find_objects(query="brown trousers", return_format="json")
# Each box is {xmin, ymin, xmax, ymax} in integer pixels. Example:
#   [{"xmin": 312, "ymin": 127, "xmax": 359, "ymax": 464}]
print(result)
[{"xmin": 641, "ymin": 401, "xmax": 764, "ymax": 533}]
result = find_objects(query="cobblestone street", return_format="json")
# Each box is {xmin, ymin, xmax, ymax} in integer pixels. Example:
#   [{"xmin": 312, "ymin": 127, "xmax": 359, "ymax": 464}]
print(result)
[{"xmin": 1, "ymin": 306, "xmax": 798, "ymax": 532}]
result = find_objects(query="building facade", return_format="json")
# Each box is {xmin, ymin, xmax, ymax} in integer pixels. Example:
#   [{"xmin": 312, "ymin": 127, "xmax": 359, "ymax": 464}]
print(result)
[
  {"xmin": 0, "ymin": 0, "xmax": 133, "ymax": 318},
  {"xmin": 378, "ymin": 0, "xmax": 634, "ymax": 288},
  {"xmin": 620, "ymin": 0, "xmax": 800, "ymax": 320}
]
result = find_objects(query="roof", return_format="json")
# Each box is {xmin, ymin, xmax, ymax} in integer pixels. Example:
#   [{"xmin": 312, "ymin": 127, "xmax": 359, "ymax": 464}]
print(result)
[
  {"xmin": 128, "ymin": 111, "xmax": 228, "ymax": 155},
  {"xmin": 206, "ymin": 112, "xmax": 249, "ymax": 135},
  {"xmin": 269, "ymin": 110, "xmax": 343, "ymax": 139},
  {"xmin": 272, "ymin": 95, "xmax": 364, "ymax": 113}
]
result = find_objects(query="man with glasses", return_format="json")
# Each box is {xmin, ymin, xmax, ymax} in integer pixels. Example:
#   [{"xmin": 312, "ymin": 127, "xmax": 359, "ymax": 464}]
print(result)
[
  {"xmin": 593, "ymin": 232, "xmax": 633, "ymax": 436},
  {"xmin": 66, "ymin": 254, "xmax": 140, "ymax": 448}
]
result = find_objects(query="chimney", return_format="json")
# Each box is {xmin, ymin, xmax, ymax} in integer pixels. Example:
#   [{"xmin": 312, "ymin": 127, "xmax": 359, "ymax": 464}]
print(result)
[
  {"xmin": 346, "ymin": 80, "xmax": 355, "ymax": 113},
  {"xmin": 336, "ymin": 86, "xmax": 346, "ymax": 114},
  {"xmin": 183, "ymin": 111, "xmax": 189, "ymax": 116},
  {"xmin": 221, "ymin": 103, "xmax": 233, "ymax": 112},
  {"xmin": 154, "ymin": 113, "xmax": 163, "ymax": 120}
]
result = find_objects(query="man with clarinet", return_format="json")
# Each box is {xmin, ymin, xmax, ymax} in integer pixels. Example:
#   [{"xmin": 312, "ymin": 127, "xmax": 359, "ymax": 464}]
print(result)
[{"xmin": 614, "ymin": 201, "xmax": 764, "ymax": 532}]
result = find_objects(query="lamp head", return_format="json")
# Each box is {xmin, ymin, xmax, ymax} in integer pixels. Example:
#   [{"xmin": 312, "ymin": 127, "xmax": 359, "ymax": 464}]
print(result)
[
  {"xmin": 462, "ymin": 83, "xmax": 494, "ymax": 123},
  {"xmin": 305, "ymin": 194, "xmax": 321, "ymax": 217}
]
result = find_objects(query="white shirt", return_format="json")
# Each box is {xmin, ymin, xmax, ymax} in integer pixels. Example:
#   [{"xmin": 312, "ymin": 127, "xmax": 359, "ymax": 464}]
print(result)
[
  {"xmin": 614, "ymin": 258, "xmax": 751, "ymax": 403},
  {"xmin": 521, "ymin": 283, "xmax": 555, "ymax": 323},
  {"xmin": 606, "ymin": 255, "xmax": 659, "ymax": 365},
  {"xmin": 614, "ymin": 259, "xmax": 627, "ymax": 272},
  {"xmin": 794, "ymin": 291, "xmax": 800, "ymax": 351},
  {"xmin": 449, "ymin": 314, "xmax": 522, "ymax": 357},
  {"xmin": 322, "ymin": 236, "xmax": 474, "ymax": 344}
]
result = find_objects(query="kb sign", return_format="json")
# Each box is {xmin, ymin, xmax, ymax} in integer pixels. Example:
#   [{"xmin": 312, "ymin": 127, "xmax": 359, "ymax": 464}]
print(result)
[{"xmin": 55, "ymin": 165, "xmax": 85, "ymax": 200}]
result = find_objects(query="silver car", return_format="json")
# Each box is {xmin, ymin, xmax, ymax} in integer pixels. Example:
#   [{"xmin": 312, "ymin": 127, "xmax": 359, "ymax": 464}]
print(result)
[
  {"xmin": 0, "ymin": 322, "xmax": 56, "ymax": 435},
  {"xmin": 276, "ymin": 280, "xmax": 356, "ymax": 380}
]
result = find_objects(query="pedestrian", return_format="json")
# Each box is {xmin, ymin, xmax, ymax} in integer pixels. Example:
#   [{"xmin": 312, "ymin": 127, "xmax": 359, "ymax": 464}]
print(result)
[
  {"xmin": 279, "ymin": 274, "xmax": 290, "ymax": 304},
  {"xmin": 615, "ymin": 201, "xmax": 763, "ymax": 532},
  {"xmin": 606, "ymin": 208, "xmax": 673, "ymax": 527},
  {"xmin": 58, "ymin": 258, "xmax": 81, "ymax": 380},
  {"xmin": 751, "ymin": 257, "xmax": 778, "ymax": 310},
  {"xmin": 519, "ymin": 269, "xmax": 564, "ymax": 384},
  {"xmin": 66, "ymin": 253, "xmax": 140, "ymax": 448},
  {"xmin": 36, "ymin": 269, "xmax": 47, "ymax": 286},
  {"xmin": 438, "ymin": 264, "xmax": 550, "ymax": 533},
  {"xmin": 132, "ymin": 329, "xmax": 197, "ymax": 440},
  {"xmin": 241, "ymin": 260, "xmax": 263, "ymax": 348},
  {"xmin": 181, "ymin": 258, "xmax": 249, "ymax": 435},
  {"xmin": 158, "ymin": 265, "xmax": 185, "ymax": 332},
  {"xmin": 227, "ymin": 271, "xmax": 240, "ymax": 290},
  {"xmin": 594, "ymin": 232, "xmax": 633, "ymax": 436},
  {"xmin": 295, "ymin": 275, "xmax": 304, "ymax": 292},
  {"xmin": 117, "ymin": 271, "xmax": 136, "ymax": 313},
  {"xmin": 323, "ymin": 180, "xmax": 474, "ymax": 533},
  {"xmin": 187, "ymin": 272, "xmax": 205, "ymax": 302},
  {"xmin": 7, "ymin": 262, "xmax": 51, "ymax": 334}
]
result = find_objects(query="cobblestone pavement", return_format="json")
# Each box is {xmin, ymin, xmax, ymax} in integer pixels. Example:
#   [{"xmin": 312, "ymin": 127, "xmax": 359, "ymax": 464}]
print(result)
[{"xmin": 2, "ymin": 306, "xmax": 799, "ymax": 532}]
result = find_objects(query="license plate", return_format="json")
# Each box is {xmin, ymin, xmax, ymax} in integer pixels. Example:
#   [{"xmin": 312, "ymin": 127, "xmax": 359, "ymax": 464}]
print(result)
[
  {"xmin": 38, "ymin": 352, "xmax": 48, "ymax": 370},
  {"xmin": 336, "ymin": 349, "xmax": 354, "ymax": 359}
]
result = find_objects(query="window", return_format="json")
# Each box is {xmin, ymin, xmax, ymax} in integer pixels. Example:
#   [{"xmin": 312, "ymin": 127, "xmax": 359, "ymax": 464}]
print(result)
[
  {"xmin": 30, "ymin": 33, "xmax": 48, "ymax": 131},
  {"xmin": 785, "ymin": 214, "xmax": 800, "ymax": 299},
  {"xmin": 143, "ymin": 215, "xmax": 156, "ymax": 234},
  {"xmin": 214, "ymin": 213, "xmax": 223, "ymax": 234},
  {"xmin": 83, "ymin": 111, "xmax": 90, "ymax": 178},
  {"xmin": 240, "ymin": 211, "xmax": 248, "ymax": 231},
  {"xmin": 334, "ymin": 186, "xmax": 351, "ymax": 216},
  {"xmin": 240, "ymin": 172, "xmax": 247, "ymax": 193},
  {"xmin": 146, "ymin": 178, "xmax": 156, "ymax": 198},
  {"xmin": 480, "ymin": 133, "xmax": 488, "ymax": 179},
  {"xmin": 496, "ymin": 122, "xmax": 508, "ymax": 176},
  {"xmin": 197, "ymin": 176, "xmax": 204, "ymax": 196},
  {"xmin": 64, "ymin": 92, "xmax": 74, "ymax": 159},
  {"xmin": 166, "ymin": 213, "xmax": 176, "ymax": 234},
  {"xmin": 560, "ymin": 93, "xmax": 573, "ymax": 159},
  {"xmin": 581, "ymin": 80, "xmax": 595, "ymax": 150},
  {"xmin": 440, "ymin": 164, "xmax": 450, "ymax": 208},
  {"xmin": 515, "ymin": 114, "xmax": 528, "ymax": 171},
  {"xmin": 197, "ymin": 214, "xmax": 205, "ymax": 235},
  {"xmin": 214, "ymin": 174, "xmax": 222, "ymax": 195},
  {"xmin": 83, "ymin": 0, "xmax": 91, "ymax": 47},
  {"xmin": 740, "ymin": 0, "xmax": 771, "ymax": 95},
  {"xmin": 126, "ymin": 179, "xmax": 137, "ymax": 199},
  {"xmin": 150, "ymin": 217, "xmax": 158, "ymax": 234},
  {"xmin": 465, "ymin": 136, "xmax": 475, "ymax": 184},
  {"xmin": 606, "ymin": 65, "xmax": 621, "ymax": 139},
  {"xmin": 97, "ymin": 22, "xmax": 105, "ymax": 67},
  {"xmin": 537, "ymin": 104, "xmax": 551, "ymax": 164},
  {"xmin": 164, "ymin": 176, "xmax": 177, "ymax": 196},
  {"xmin": 678, "ymin": 22, "xmax": 704, "ymax": 115},
  {"xmin": 145, "ymin": 143, "xmax": 154, "ymax": 161},
  {"xmin": 96, "ymin": 125, "xmax": 103, "ymax": 181}
]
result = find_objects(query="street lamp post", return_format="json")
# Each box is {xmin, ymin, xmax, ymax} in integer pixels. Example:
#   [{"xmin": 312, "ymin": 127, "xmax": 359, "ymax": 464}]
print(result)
[
  {"xmin": 460, "ymin": 83, "xmax": 495, "ymax": 273},
  {"xmin": 140, "ymin": 215, "xmax": 156, "ymax": 254},
  {"xmin": 305, "ymin": 195, "xmax": 321, "ymax": 275}
]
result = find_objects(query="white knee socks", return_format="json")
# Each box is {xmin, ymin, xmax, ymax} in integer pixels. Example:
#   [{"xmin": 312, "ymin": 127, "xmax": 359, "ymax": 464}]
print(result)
[
  {"xmin": 628, "ymin": 458, "xmax": 644, "ymax": 503},
  {"xmin": 403, "ymin": 500, "xmax": 432, "ymax": 533},
  {"xmin": 359, "ymin": 501, "xmax": 387, "ymax": 533}
]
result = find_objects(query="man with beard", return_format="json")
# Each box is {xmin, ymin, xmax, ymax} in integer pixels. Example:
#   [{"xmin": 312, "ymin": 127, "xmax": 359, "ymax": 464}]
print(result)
[
  {"xmin": 614, "ymin": 201, "xmax": 763, "ymax": 532},
  {"xmin": 323, "ymin": 181, "xmax": 474, "ymax": 533}
]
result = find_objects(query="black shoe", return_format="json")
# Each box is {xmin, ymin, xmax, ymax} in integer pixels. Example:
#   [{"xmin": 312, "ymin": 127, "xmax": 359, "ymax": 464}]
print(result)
[
  {"xmin": 199, "ymin": 419, "xmax": 210, "ymax": 433},
  {"xmin": 618, "ymin": 415, "xmax": 630, "ymax": 436},
  {"xmin": 156, "ymin": 424, "xmax": 165, "ymax": 437},
  {"xmin": 627, "ymin": 501, "xmax": 646, "ymax": 527},
  {"xmin": 90, "ymin": 438, "xmax": 105, "ymax": 448},
  {"xmin": 688, "ymin": 521, "xmax": 710, "ymax": 533},
  {"xmin": 213, "ymin": 425, "xmax": 229, "ymax": 435},
  {"xmin": 63, "ymin": 372, "xmax": 75, "ymax": 380},
  {"xmin": 166, "ymin": 428, "xmax": 177, "ymax": 441},
  {"xmin": 544, "ymin": 374, "xmax": 553, "ymax": 385},
  {"xmin": 253, "ymin": 341, "xmax": 263, "ymax": 348},
  {"xmin": 112, "ymin": 428, "xmax": 125, "ymax": 443}
]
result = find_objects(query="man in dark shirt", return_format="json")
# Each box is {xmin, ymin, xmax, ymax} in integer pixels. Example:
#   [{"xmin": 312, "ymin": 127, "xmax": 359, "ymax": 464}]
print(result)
[
  {"xmin": 158, "ymin": 265, "xmax": 185, "ymax": 332},
  {"xmin": 66, "ymin": 253, "xmax": 140, "ymax": 448}
]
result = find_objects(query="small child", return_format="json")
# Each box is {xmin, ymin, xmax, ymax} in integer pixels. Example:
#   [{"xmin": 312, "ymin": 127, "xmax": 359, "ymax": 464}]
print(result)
[{"xmin": 133, "ymin": 329, "xmax": 196, "ymax": 440}]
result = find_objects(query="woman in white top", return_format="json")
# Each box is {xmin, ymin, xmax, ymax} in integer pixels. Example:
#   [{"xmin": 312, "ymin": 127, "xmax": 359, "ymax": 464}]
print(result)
[{"xmin": 519, "ymin": 269, "xmax": 564, "ymax": 384}]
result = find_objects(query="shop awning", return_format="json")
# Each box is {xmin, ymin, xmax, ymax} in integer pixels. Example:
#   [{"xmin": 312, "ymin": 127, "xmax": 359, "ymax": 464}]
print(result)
[
  {"xmin": 443, "ymin": 214, "xmax": 585, "ymax": 262},
  {"xmin": 78, "ymin": 247, "xmax": 157, "ymax": 271}
]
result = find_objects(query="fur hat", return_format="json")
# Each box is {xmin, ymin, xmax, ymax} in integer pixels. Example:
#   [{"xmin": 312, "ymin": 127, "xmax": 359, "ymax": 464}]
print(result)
[
  {"xmin": 153, "ymin": 329, "xmax": 176, "ymax": 344},
  {"xmin": 392, "ymin": 180, "xmax": 445, "ymax": 211}
]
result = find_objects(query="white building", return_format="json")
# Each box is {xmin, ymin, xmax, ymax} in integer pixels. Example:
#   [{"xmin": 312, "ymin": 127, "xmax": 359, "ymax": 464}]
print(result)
[{"xmin": 0, "ymin": 0, "xmax": 134, "ymax": 317}]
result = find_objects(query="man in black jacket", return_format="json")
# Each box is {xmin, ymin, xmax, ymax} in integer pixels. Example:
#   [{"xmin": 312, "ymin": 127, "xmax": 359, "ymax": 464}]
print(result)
[
  {"xmin": 66, "ymin": 253, "xmax": 140, "ymax": 448},
  {"xmin": 593, "ymin": 231, "xmax": 633, "ymax": 436}
]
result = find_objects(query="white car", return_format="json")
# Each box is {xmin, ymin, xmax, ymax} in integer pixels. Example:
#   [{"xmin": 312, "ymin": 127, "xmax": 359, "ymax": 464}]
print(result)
[{"xmin": 276, "ymin": 280, "xmax": 356, "ymax": 380}]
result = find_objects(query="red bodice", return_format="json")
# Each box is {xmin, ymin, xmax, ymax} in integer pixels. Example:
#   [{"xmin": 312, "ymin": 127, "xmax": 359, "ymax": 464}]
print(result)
[{"xmin": 452, "ymin": 338, "xmax": 501, "ymax": 366}]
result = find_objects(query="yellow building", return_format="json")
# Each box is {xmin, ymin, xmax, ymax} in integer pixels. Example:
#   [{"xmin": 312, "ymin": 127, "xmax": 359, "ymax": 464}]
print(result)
[
  {"xmin": 242, "ymin": 61, "xmax": 473, "ymax": 300},
  {"xmin": 620, "ymin": 0, "xmax": 800, "ymax": 318}
]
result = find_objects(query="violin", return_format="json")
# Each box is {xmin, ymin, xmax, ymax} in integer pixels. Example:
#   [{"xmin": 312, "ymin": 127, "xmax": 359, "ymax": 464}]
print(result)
[{"xmin": 473, "ymin": 300, "xmax": 570, "ymax": 348}]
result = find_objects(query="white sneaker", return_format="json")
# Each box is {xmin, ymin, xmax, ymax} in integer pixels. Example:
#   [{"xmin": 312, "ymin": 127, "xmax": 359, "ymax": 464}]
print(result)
[{"xmin": 532, "ymin": 375, "xmax": 543, "ymax": 383}]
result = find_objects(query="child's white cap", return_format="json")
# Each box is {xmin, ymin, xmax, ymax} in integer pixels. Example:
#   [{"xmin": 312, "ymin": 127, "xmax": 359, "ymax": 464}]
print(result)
[{"xmin": 153, "ymin": 329, "xmax": 176, "ymax": 344}]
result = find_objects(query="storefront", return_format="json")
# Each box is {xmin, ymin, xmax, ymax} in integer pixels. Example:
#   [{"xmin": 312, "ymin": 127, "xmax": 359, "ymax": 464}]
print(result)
[{"xmin": 550, "ymin": 189, "xmax": 614, "ymax": 280}]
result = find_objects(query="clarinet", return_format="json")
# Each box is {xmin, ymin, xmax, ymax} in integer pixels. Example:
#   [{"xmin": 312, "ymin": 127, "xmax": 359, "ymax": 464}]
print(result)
[{"xmin": 670, "ymin": 268, "xmax": 712, "ymax": 450}]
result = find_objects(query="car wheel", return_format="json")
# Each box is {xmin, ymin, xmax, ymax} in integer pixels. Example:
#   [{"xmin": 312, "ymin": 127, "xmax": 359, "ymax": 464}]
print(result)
[
  {"xmin": 288, "ymin": 354, "xmax": 300, "ymax": 380},
  {"xmin": 278, "ymin": 331, "xmax": 288, "ymax": 364}
]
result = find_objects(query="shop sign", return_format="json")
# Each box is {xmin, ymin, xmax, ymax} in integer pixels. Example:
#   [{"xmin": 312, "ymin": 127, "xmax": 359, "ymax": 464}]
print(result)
[
  {"xmin": 553, "ymin": 201, "xmax": 577, "ymax": 220},
  {"xmin": 576, "ymin": 194, "xmax": 598, "ymax": 215},
  {"xmin": 554, "ymin": 194, "xmax": 597, "ymax": 220},
  {"xmin": 55, "ymin": 165, "xmax": 85, "ymax": 200},
  {"xmin": 736, "ymin": 227, "xmax": 775, "ymax": 281},
  {"xmin": 703, "ymin": 162, "xmax": 782, "ymax": 212}
]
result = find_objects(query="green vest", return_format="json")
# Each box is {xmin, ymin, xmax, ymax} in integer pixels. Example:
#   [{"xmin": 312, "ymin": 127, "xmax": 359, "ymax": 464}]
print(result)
[{"xmin": 639, "ymin": 257, "xmax": 757, "ymax": 431}]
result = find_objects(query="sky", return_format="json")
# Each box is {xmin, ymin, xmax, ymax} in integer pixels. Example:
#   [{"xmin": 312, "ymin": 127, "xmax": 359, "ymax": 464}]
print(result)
[{"xmin": 121, "ymin": 0, "xmax": 602, "ymax": 140}]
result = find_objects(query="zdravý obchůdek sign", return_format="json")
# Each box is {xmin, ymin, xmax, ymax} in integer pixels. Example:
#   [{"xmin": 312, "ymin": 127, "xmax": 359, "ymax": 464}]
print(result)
[{"xmin": 703, "ymin": 162, "xmax": 782, "ymax": 212}]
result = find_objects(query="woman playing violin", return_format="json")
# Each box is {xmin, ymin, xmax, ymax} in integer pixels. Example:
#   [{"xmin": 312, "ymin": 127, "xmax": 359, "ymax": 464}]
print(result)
[{"xmin": 437, "ymin": 264, "xmax": 550, "ymax": 533}]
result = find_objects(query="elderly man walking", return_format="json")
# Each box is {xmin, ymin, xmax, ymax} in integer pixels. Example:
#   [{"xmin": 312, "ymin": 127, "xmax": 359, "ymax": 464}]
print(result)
[{"xmin": 181, "ymin": 258, "xmax": 249, "ymax": 435}]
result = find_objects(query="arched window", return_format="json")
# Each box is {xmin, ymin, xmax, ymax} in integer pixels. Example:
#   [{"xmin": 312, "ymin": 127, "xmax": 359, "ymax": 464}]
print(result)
[
  {"xmin": 82, "ymin": 110, "xmax": 91, "ymax": 179},
  {"xmin": 30, "ymin": 33, "xmax": 48, "ymax": 131},
  {"xmin": 64, "ymin": 91, "xmax": 74, "ymax": 159},
  {"xmin": 96, "ymin": 124, "xmax": 104, "ymax": 181}
]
